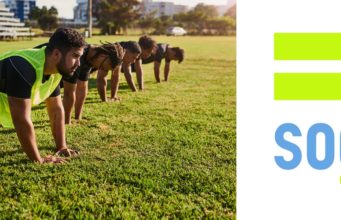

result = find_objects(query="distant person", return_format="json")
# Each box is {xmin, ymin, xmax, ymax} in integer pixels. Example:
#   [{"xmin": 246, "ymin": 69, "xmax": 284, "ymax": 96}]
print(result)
[
  {"xmin": 123, "ymin": 35, "xmax": 157, "ymax": 91},
  {"xmin": 133, "ymin": 43, "xmax": 184, "ymax": 82},
  {"xmin": 0, "ymin": 27, "xmax": 85, "ymax": 164},
  {"xmin": 97, "ymin": 41, "xmax": 141, "ymax": 102}
]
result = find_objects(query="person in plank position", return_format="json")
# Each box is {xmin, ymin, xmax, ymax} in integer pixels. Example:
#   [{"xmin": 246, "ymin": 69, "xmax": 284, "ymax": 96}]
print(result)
[
  {"xmin": 133, "ymin": 43, "xmax": 184, "ymax": 83},
  {"xmin": 0, "ymin": 27, "xmax": 85, "ymax": 164},
  {"xmin": 97, "ymin": 41, "xmax": 141, "ymax": 102}
]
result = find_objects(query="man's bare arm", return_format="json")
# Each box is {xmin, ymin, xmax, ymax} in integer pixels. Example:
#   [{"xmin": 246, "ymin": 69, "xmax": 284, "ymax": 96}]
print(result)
[
  {"xmin": 46, "ymin": 95, "xmax": 67, "ymax": 150},
  {"xmin": 75, "ymin": 80, "xmax": 88, "ymax": 120},
  {"xmin": 62, "ymin": 81, "xmax": 77, "ymax": 124},
  {"xmin": 46, "ymin": 95, "xmax": 79, "ymax": 157},
  {"xmin": 97, "ymin": 69, "xmax": 109, "ymax": 102},
  {"xmin": 8, "ymin": 96, "xmax": 42, "ymax": 162},
  {"xmin": 110, "ymin": 67, "xmax": 120, "ymax": 100},
  {"xmin": 123, "ymin": 63, "xmax": 137, "ymax": 92},
  {"xmin": 134, "ymin": 59, "xmax": 144, "ymax": 90},
  {"xmin": 154, "ymin": 61, "xmax": 161, "ymax": 83},
  {"xmin": 164, "ymin": 61, "xmax": 171, "ymax": 82}
]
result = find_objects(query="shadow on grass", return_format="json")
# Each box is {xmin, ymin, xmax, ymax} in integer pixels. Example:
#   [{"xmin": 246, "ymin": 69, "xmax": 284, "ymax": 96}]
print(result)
[
  {"xmin": 33, "ymin": 120, "xmax": 50, "ymax": 126},
  {"xmin": 32, "ymin": 105, "xmax": 46, "ymax": 111},
  {"xmin": 0, "ymin": 128, "xmax": 16, "ymax": 134},
  {"xmin": 0, "ymin": 149, "xmax": 21, "ymax": 157},
  {"xmin": 0, "ymin": 149, "xmax": 30, "ymax": 166},
  {"xmin": 37, "ymin": 145, "xmax": 61, "ymax": 152},
  {"xmin": 88, "ymin": 78, "xmax": 156, "ymax": 91},
  {"xmin": 0, "ymin": 159, "xmax": 30, "ymax": 166},
  {"xmin": 84, "ymin": 100, "xmax": 102, "ymax": 105},
  {"xmin": 118, "ymin": 84, "xmax": 129, "ymax": 90}
]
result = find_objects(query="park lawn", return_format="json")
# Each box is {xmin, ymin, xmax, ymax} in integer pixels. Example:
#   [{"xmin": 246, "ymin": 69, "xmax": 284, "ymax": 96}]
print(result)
[{"xmin": 0, "ymin": 36, "xmax": 236, "ymax": 219}]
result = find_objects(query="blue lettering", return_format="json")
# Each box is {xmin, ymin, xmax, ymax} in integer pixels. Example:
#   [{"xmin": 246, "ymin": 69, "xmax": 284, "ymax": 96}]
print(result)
[
  {"xmin": 307, "ymin": 123, "xmax": 334, "ymax": 170},
  {"xmin": 275, "ymin": 123, "xmax": 302, "ymax": 170}
]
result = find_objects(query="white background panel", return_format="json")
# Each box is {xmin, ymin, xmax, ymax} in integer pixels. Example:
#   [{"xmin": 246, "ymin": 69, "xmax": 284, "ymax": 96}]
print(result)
[{"xmin": 237, "ymin": 0, "xmax": 341, "ymax": 219}]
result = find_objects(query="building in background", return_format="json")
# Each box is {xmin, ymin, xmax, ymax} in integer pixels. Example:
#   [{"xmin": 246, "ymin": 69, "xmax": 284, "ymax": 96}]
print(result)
[
  {"xmin": 0, "ymin": 1, "xmax": 34, "ymax": 39},
  {"xmin": 3, "ymin": 0, "xmax": 35, "ymax": 21},
  {"xmin": 73, "ymin": 0, "xmax": 98, "ymax": 26},
  {"xmin": 73, "ymin": 0, "xmax": 87, "ymax": 24},
  {"xmin": 141, "ymin": 0, "xmax": 188, "ymax": 17},
  {"xmin": 73, "ymin": 0, "xmax": 188, "ymax": 22}
]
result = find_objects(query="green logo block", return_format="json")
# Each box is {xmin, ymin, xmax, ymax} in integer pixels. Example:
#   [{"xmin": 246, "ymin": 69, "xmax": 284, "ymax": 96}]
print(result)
[{"xmin": 274, "ymin": 33, "xmax": 341, "ymax": 100}]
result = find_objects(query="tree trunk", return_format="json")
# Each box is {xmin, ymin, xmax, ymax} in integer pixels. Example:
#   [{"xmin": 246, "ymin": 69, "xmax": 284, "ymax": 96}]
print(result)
[{"xmin": 88, "ymin": 0, "xmax": 92, "ymax": 37}]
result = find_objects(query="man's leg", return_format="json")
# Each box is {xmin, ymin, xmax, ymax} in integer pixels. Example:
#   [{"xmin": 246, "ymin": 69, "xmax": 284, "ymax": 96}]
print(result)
[
  {"xmin": 62, "ymin": 81, "xmax": 77, "ymax": 124},
  {"xmin": 97, "ymin": 69, "xmax": 108, "ymax": 102},
  {"xmin": 75, "ymin": 80, "xmax": 88, "ymax": 120}
]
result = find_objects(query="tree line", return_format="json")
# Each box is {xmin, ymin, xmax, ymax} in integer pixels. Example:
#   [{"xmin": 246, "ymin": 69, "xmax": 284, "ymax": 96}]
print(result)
[{"xmin": 28, "ymin": 0, "xmax": 236, "ymax": 36}]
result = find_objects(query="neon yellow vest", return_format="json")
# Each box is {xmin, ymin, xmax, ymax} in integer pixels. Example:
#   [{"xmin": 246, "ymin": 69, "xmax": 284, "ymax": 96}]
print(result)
[{"xmin": 0, "ymin": 47, "xmax": 62, "ymax": 128}]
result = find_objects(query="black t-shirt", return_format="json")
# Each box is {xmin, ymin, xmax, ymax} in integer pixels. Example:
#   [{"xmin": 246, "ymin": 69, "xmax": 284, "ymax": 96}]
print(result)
[
  {"xmin": 0, "ymin": 56, "xmax": 60, "ymax": 98},
  {"xmin": 130, "ymin": 43, "xmax": 169, "ymax": 72},
  {"xmin": 142, "ymin": 43, "xmax": 169, "ymax": 64}
]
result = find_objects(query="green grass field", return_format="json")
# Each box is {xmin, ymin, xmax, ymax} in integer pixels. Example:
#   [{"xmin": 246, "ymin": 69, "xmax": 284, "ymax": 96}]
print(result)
[{"xmin": 0, "ymin": 36, "xmax": 236, "ymax": 219}]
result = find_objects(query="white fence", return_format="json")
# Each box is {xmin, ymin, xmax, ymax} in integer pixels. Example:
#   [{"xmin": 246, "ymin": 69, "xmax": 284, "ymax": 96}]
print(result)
[
  {"xmin": 0, "ymin": 27, "xmax": 34, "ymax": 39},
  {"xmin": 0, "ymin": 4, "xmax": 35, "ymax": 40}
]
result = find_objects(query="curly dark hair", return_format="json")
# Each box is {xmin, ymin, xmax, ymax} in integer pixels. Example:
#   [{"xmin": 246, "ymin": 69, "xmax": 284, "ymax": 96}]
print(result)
[
  {"xmin": 172, "ymin": 47, "xmax": 184, "ymax": 63},
  {"xmin": 120, "ymin": 41, "xmax": 141, "ymax": 54},
  {"xmin": 91, "ymin": 42, "xmax": 125, "ymax": 69},
  {"xmin": 138, "ymin": 35, "xmax": 157, "ymax": 50},
  {"xmin": 47, "ymin": 27, "xmax": 86, "ymax": 54}
]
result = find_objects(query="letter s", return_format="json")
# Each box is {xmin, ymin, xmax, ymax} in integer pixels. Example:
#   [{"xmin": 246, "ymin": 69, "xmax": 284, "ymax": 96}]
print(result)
[{"xmin": 275, "ymin": 123, "xmax": 302, "ymax": 170}]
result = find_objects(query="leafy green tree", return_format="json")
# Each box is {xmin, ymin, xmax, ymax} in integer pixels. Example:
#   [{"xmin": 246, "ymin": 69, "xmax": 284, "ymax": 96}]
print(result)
[
  {"xmin": 48, "ymin": 6, "xmax": 58, "ymax": 16},
  {"xmin": 205, "ymin": 17, "xmax": 235, "ymax": 35},
  {"xmin": 153, "ymin": 15, "xmax": 174, "ymax": 35},
  {"xmin": 38, "ymin": 15, "xmax": 58, "ymax": 31},
  {"xmin": 173, "ymin": 12, "xmax": 198, "ymax": 34},
  {"xmin": 192, "ymin": 3, "xmax": 219, "ymax": 19},
  {"xmin": 28, "ymin": 6, "xmax": 58, "ymax": 31},
  {"xmin": 95, "ymin": 0, "xmax": 140, "ymax": 35},
  {"xmin": 137, "ymin": 11, "xmax": 157, "ymax": 34},
  {"xmin": 225, "ymin": 16, "xmax": 236, "ymax": 30},
  {"xmin": 225, "ymin": 4, "xmax": 236, "ymax": 19},
  {"xmin": 173, "ymin": 3, "xmax": 219, "ymax": 34},
  {"xmin": 28, "ymin": 6, "xmax": 46, "ymax": 19},
  {"xmin": 191, "ymin": 4, "xmax": 218, "ymax": 32}
]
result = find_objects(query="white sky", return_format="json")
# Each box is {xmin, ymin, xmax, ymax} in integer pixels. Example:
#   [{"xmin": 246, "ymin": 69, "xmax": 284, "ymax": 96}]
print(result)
[{"xmin": 36, "ymin": 0, "xmax": 228, "ymax": 19}]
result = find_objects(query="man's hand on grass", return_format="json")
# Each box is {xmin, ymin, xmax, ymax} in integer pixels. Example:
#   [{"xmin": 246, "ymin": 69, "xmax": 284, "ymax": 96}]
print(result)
[
  {"xmin": 55, "ymin": 148, "xmax": 79, "ymax": 157},
  {"xmin": 41, "ymin": 155, "xmax": 67, "ymax": 164},
  {"xmin": 108, "ymin": 97, "xmax": 121, "ymax": 102}
]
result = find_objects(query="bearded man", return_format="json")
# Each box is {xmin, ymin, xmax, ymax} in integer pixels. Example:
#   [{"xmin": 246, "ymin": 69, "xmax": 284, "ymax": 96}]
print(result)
[{"xmin": 0, "ymin": 27, "xmax": 86, "ymax": 164}]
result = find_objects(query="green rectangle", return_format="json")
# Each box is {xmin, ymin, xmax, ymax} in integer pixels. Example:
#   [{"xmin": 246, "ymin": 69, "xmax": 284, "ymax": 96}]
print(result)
[
  {"xmin": 274, "ymin": 73, "xmax": 341, "ymax": 100},
  {"xmin": 274, "ymin": 33, "xmax": 341, "ymax": 60}
]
